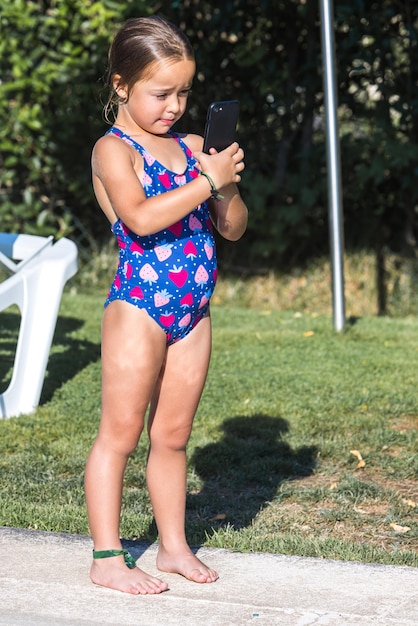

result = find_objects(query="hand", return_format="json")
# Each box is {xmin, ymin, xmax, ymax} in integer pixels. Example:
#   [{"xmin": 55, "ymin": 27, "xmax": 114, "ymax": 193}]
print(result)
[{"xmin": 194, "ymin": 142, "xmax": 245, "ymax": 190}]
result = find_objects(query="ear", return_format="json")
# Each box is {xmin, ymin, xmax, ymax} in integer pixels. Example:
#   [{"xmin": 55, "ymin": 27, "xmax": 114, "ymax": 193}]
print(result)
[{"xmin": 113, "ymin": 74, "xmax": 128, "ymax": 101}]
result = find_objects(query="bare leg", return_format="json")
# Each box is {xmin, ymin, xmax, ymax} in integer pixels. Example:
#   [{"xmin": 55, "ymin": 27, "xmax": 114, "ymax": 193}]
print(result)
[
  {"xmin": 147, "ymin": 315, "xmax": 218, "ymax": 583},
  {"xmin": 85, "ymin": 301, "xmax": 169, "ymax": 594}
]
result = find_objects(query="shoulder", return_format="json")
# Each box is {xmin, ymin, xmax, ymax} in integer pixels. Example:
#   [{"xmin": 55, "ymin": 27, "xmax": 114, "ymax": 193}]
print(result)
[
  {"xmin": 176, "ymin": 132, "xmax": 204, "ymax": 154},
  {"xmin": 92, "ymin": 132, "xmax": 133, "ymax": 159},
  {"xmin": 92, "ymin": 132, "xmax": 140, "ymax": 177}
]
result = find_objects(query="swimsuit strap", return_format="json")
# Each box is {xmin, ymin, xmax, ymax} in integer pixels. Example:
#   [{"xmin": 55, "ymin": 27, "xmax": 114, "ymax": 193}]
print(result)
[
  {"xmin": 106, "ymin": 127, "xmax": 194, "ymax": 165},
  {"xmin": 105, "ymin": 126, "xmax": 148, "ymax": 159},
  {"xmin": 170, "ymin": 132, "xmax": 192, "ymax": 155}
]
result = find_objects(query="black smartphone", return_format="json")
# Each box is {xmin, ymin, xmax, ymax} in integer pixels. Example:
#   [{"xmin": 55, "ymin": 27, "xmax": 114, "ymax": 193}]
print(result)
[{"xmin": 203, "ymin": 100, "xmax": 240, "ymax": 153}]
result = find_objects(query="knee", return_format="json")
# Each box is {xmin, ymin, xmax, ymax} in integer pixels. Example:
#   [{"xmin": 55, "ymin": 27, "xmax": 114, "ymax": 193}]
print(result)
[
  {"xmin": 119, "ymin": 433, "xmax": 142, "ymax": 457},
  {"xmin": 149, "ymin": 423, "xmax": 191, "ymax": 453},
  {"xmin": 99, "ymin": 415, "xmax": 145, "ymax": 457}
]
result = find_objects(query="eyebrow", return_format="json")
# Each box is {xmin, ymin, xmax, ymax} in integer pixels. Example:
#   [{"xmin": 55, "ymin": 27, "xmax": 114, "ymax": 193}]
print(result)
[{"xmin": 149, "ymin": 83, "xmax": 192, "ymax": 92}]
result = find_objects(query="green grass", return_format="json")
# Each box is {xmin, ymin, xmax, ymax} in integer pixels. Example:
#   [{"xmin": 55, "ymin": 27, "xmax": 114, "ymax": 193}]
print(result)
[{"xmin": 0, "ymin": 289, "xmax": 417, "ymax": 566}]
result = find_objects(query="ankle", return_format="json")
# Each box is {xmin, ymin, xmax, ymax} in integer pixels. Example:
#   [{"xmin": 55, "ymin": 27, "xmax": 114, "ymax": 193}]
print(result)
[{"xmin": 93, "ymin": 548, "xmax": 137, "ymax": 569}]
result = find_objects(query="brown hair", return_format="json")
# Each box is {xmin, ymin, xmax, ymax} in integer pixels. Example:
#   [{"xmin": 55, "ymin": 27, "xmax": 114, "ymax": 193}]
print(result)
[{"xmin": 103, "ymin": 16, "xmax": 195, "ymax": 123}]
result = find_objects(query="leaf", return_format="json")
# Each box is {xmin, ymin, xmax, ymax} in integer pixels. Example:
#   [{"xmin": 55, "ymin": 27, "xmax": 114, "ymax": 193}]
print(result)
[
  {"xmin": 354, "ymin": 507, "xmax": 367, "ymax": 514},
  {"xmin": 390, "ymin": 523, "xmax": 411, "ymax": 534},
  {"xmin": 401, "ymin": 498, "xmax": 417, "ymax": 508},
  {"xmin": 303, "ymin": 331, "xmax": 314, "ymax": 337},
  {"xmin": 350, "ymin": 449, "xmax": 366, "ymax": 468},
  {"xmin": 209, "ymin": 513, "xmax": 227, "ymax": 522}
]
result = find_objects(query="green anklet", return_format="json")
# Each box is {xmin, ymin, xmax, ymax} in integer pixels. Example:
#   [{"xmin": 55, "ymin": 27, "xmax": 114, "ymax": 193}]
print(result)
[{"xmin": 93, "ymin": 549, "xmax": 137, "ymax": 569}]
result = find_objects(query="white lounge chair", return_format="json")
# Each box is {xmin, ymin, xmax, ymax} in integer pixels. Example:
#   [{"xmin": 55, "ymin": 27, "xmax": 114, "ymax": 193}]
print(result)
[{"xmin": 0, "ymin": 233, "xmax": 78, "ymax": 418}]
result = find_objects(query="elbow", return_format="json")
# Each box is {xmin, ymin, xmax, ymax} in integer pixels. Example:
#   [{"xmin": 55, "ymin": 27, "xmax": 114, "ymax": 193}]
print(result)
[
  {"xmin": 124, "ymin": 216, "xmax": 154, "ymax": 237},
  {"xmin": 228, "ymin": 228, "xmax": 247, "ymax": 242},
  {"xmin": 134, "ymin": 226, "xmax": 154, "ymax": 237},
  {"xmin": 220, "ymin": 225, "xmax": 247, "ymax": 242},
  {"xmin": 219, "ymin": 213, "xmax": 248, "ymax": 241}
]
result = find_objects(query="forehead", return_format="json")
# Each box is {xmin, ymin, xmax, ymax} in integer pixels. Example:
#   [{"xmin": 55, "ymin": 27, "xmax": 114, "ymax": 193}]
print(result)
[{"xmin": 143, "ymin": 57, "xmax": 195, "ymax": 85}]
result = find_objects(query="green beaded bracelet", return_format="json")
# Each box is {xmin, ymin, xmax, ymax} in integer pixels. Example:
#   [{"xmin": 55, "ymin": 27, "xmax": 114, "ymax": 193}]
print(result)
[{"xmin": 201, "ymin": 172, "xmax": 224, "ymax": 201}]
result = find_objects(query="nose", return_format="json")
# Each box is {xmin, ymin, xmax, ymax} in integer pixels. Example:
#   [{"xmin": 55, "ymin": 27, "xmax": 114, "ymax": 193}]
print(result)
[{"xmin": 166, "ymin": 94, "xmax": 181, "ymax": 114}]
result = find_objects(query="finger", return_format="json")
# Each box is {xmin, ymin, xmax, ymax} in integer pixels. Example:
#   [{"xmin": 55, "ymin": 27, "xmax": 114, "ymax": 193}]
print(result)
[
  {"xmin": 225, "ymin": 142, "xmax": 239, "ymax": 154},
  {"xmin": 231, "ymin": 151, "xmax": 244, "ymax": 165},
  {"xmin": 234, "ymin": 157, "xmax": 245, "ymax": 171}
]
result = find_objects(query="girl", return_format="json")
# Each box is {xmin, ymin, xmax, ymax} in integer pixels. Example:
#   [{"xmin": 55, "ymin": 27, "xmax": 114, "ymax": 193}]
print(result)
[{"xmin": 84, "ymin": 15, "xmax": 247, "ymax": 595}]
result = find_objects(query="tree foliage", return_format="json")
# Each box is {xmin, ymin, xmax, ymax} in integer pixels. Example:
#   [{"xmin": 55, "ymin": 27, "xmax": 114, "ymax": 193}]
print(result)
[
  {"xmin": 0, "ymin": 0, "xmax": 147, "ymax": 236},
  {"xmin": 0, "ymin": 0, "xmax": 417, "ymax": 270}
]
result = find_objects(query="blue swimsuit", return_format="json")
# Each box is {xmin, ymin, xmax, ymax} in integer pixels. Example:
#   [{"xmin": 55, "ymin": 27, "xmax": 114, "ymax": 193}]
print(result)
[{"xmin": 104, "ymin": 127, "xmax": 218, "ymax": 345}]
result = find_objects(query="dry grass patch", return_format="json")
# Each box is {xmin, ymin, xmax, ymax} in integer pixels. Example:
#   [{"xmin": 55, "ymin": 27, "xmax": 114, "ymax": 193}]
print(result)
[
  {"xmin": 213, "ymin": 250, "xmax": 418, "ymax": 317},
  {"xmin": 74, "ymin": 245, "xmax": 418, "ymax": 317},
  {"xmin": 391, "ymin": 415, "xmax": 418, "ymax": 433},
  {"xmin": 262, "ymin": 469, "xmax": 418, "ymax": 555}
]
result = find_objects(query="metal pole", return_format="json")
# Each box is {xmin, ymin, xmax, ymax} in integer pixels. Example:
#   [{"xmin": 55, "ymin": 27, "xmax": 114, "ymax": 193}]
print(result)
[{"xmin": 319, "ymin": 0, "xmax": 345, "ymax": 331}]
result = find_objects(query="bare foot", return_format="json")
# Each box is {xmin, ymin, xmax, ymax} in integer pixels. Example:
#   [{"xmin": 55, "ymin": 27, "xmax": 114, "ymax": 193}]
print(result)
[
  {"xmin": 90, "ymin": 554, "xmax": 169, "ymax": 595},
  {"xmin": 156, "ymin": 547, "xmax": 219, "ymax": 583}
]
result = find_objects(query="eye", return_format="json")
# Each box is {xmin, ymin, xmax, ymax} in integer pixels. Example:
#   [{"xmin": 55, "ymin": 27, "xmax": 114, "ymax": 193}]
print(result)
[{"xmin": 180, "ymin": 89, "xmax": 192, "ymax": 97}]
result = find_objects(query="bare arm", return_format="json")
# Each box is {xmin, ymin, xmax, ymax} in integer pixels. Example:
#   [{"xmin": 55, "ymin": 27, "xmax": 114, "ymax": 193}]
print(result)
[
  {"xmin": 91, "ymin": 134, "xmax": 244, "ymax": 237},
  {"xmin": 186, "ymin": 136, "xmax": 248, "ymax": 242},
  {"xmin": 207, "ymin": 183, "xmax": 248, "ymax": 241}
]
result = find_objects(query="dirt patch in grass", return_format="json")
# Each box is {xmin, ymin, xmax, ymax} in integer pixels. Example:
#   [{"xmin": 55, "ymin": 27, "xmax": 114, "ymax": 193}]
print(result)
[
  {"xmin": 291, "ymin": 470, "xmax": 418, "ymax": 500},
  {"xmin": 187, "ymin": 466, "xmax": 417, "ymax": 558},
  {"xmin": 391, "ymin": 415, "xmax": 418, "ymax": 432},
  {"xmin": 274, "ymin": 469, "xmax": 418, "ymax": 554}
]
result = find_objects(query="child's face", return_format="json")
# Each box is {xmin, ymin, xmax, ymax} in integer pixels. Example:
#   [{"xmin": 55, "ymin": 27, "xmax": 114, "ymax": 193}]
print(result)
[{"xmin": 117, "ymin": 58, "xmax": 195, "ymax": 134}]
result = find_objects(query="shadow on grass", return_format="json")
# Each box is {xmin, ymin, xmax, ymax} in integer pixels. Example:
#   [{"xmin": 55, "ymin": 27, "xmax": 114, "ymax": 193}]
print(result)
[
  {"xmin": 0, "ymin": 310, "xmax": 100, "ymax": 402},
  {"xmin": 186, "ymin": 414, "xmax": 317, "ymax": 542},
  {"xmin": 144, "ymin": 413, "xmax": 317, "ymax": 546}
]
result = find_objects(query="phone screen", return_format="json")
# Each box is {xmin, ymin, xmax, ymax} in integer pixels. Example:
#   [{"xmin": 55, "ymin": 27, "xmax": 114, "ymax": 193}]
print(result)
[{"xmin": 203, "ymin": 100, "xmax": 240, "ymax": 153}]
